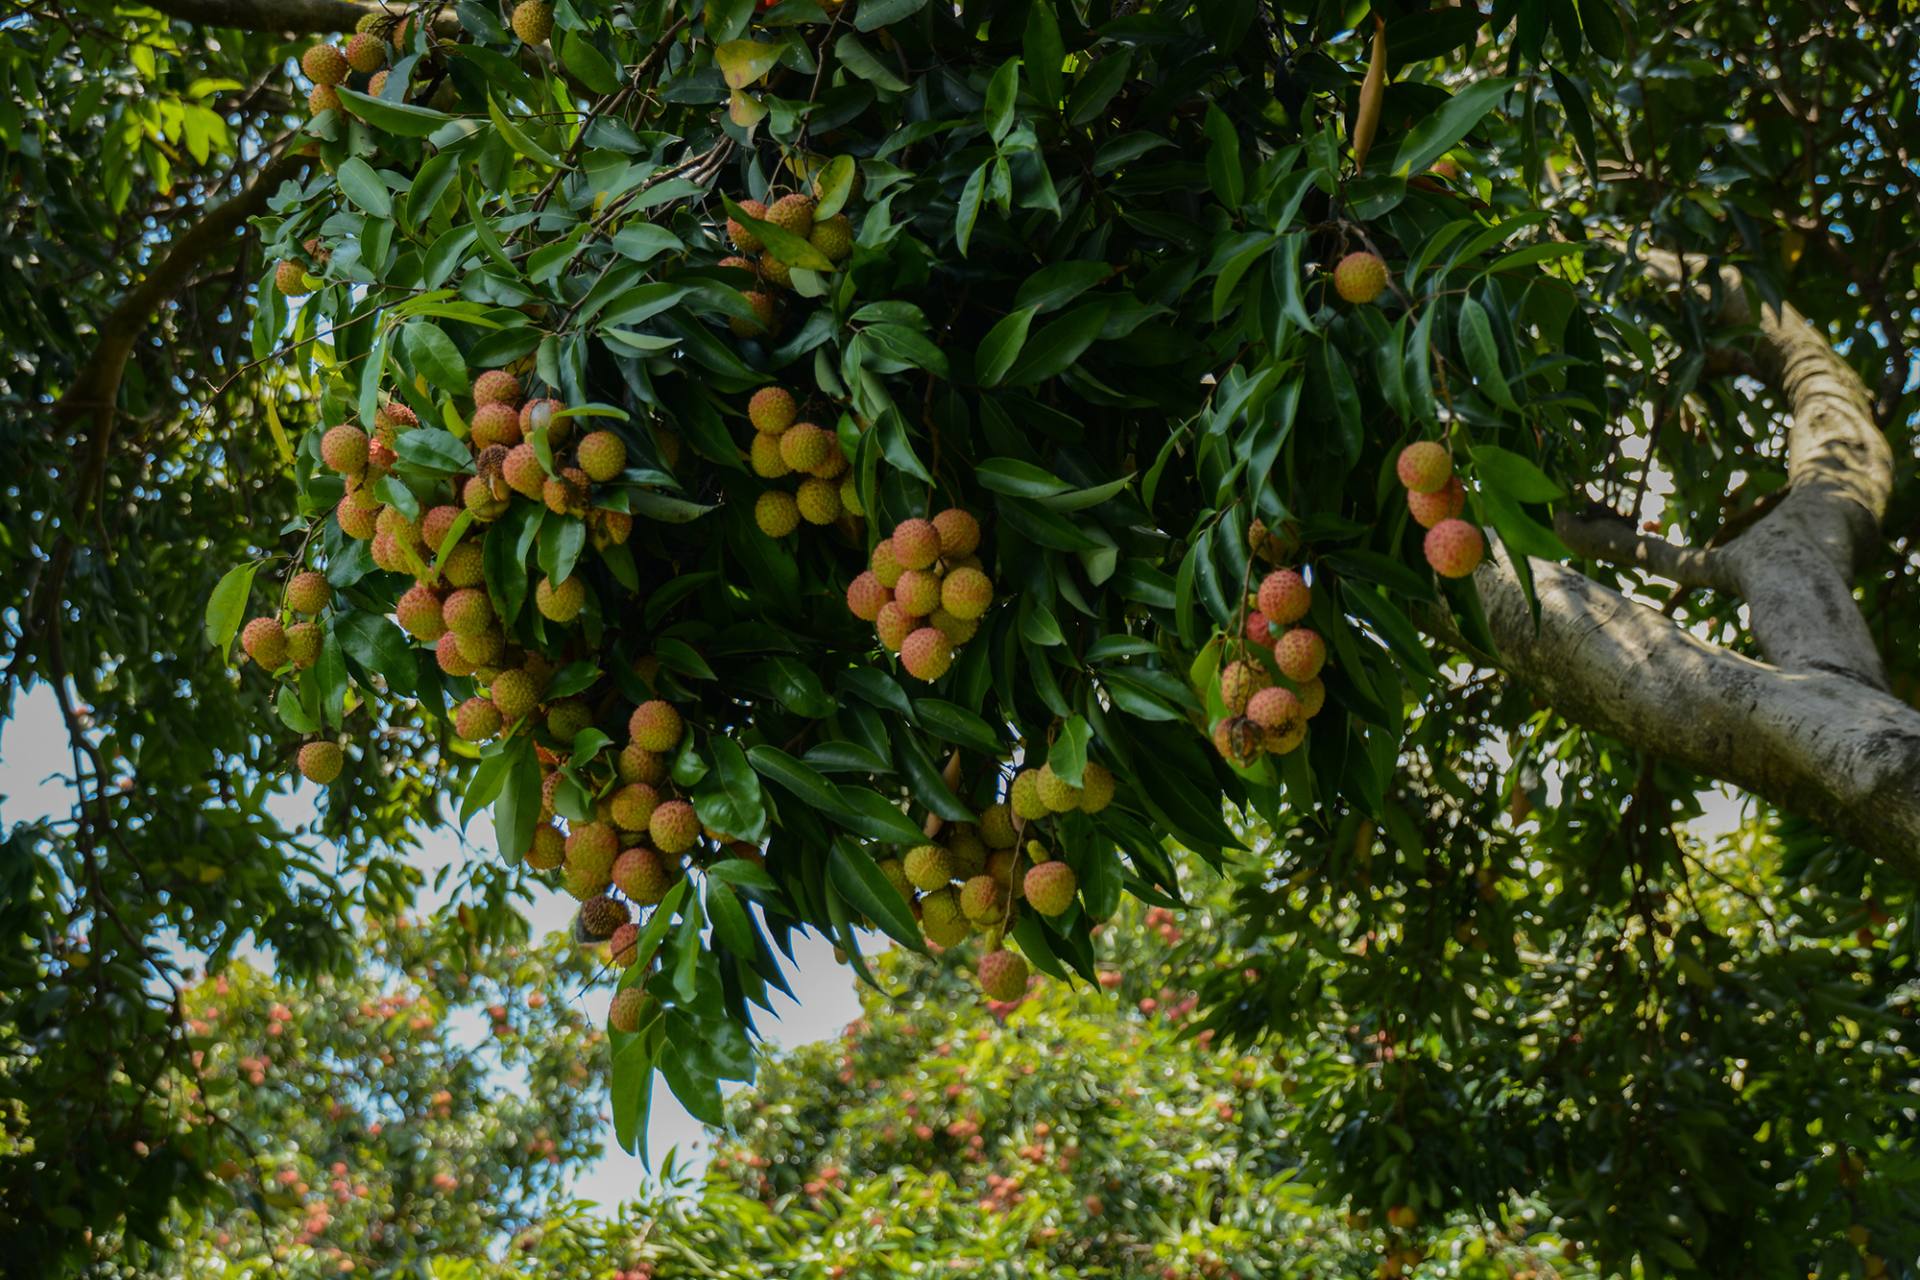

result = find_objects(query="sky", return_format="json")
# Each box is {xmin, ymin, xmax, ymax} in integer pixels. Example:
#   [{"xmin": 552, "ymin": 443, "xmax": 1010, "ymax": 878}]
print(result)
[{"xmin": 0, "ymin": 681, "xmax": 865, "ymax": 1207}]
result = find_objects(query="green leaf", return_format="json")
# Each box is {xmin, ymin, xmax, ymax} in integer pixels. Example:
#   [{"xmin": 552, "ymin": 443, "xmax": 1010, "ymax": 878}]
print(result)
[
  {"xmin": 834, "ymin": 33, "xmax": 909, "ymax": 92},
  {"xmin": 914, "ymin": 699, "xmax": 1005, "ymax": 757},
  {"xmin": 492, "ymin": 736, "xmax": 541, "ymax": 864},
  {"xmin": 715, "ymin": 39, "xmax": 783, "ymax": 89},
  {"xmin": 335, "ymin": 612, "xmax": 415, "ymax": 695},
  {"xmin": 560, "ymin": 30, "xmax": 620, "ymax": 94},
  {"xmin": 747, "ymin": 745, "xmax": 845, "ymax": 815},
  {"xmin": 721, "ymin": 196, "xmax": 835, "ymax": 272},
  {"xmin": 487, "ymin": 93, "xmax": 566, "ymax": 169},
  {"xmin": 335, "ymin": 87, "xmax": 452, "ymax": 136},
  {"xmin": 834, "ymin": 788, "xmax": 926, "ymax": 844},
  {"xmin": 1472, "ymin": 444, "xmax": 1564, "ymax": 503},
  {"xmin": 404, "ymin": 321, "xmax": 466, "ymax": 395},
  {"xmin": 334, "ymin": 157, "xmax": 392, "ymax": 217},
  {"xmin": 955, "ymin": 161, "xmax": 988, "ymax": 257},
  {"xmin": 975, "ymin": 306, "xmax": 1037, "ymax": 387},
  {"xmin": 204, "ymin": 561, "xmax": 260, "ymax": 659},
  {"xmin": 812, "ymin": 155, "xmax": 857, "ymax": 219},
  {"xmin": 394, "ymin": 428, "xmax": 471, "ymax": 473},
  {"xmin": 895, "ymin": 731, "xmax": 973, "ymax": 822},
  {"xmin": 1023, "ymin": 0, "xmax": 1064, "ymax": 106},
  {"xmin": 1458, "ymin": 296, "xmax": 1518, "ymax": 410},
  {"xmin": 1013, "ymin": 261, "xmax": 1112, "ymax": 314},
  {"xmin": 827, "ymin": 837, "xmax": 926, "ymax": 951},
  {"xmin": 855, "ymin": 0, "xmax": 928, "ymax": 31},
  {"xmin": 1004, "ymin": 304, "xmax": 1108, "ymax": 385},
  {"xmin": 1204, "ymin": 104, "xmax": 1243, "ymax": 208},
  {"xmin": 984, "ymin": 56, "xmax": 1019, "ymax": 143},
  {"xmin": 1393, "ymin": 78, "xmax": 1516, "ymax": 177},
  {"xmin": 1048, "ymin": 714, "xmax": 1090, "ymax": 787}
]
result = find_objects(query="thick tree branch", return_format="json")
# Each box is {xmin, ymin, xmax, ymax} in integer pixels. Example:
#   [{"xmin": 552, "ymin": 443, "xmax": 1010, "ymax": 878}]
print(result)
[
  {"xmin": 1553, "ymin": 509, "xmax": 1732, "ymax": 592},
  {"xmin": 1470, "ymin": 551, "xmax": 1920, "ymax": 874}
]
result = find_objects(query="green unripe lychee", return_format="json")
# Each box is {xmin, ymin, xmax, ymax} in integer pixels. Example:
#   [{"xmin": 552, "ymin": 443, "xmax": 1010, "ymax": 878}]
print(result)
[
  {"xmin": 939, "ymin": 566, "xmax": 992, "ymax": 620},
  {"xmin": 547, "ymin": 698, "xmax": 592, "ymax": 743},
  {"xmin": 899, "ymin": 627, "xmax": 953, "ymax": 681},
  {"xmin": 749, "ymin": 386, "xmax": 796, "ymax": 434},
  {"xmin": 535, "ymin": 575, "xmax": 586, "ymax": 622},
  {"xmin": 285, "ymin": 621, "xmax": 322, "ymax": 669},
  {"xmin": 749, "ymin": 433, "xmax": 790, "ymax": 479},
  {"xmin": 649, "ymin": 799, "xmax": 698, "ymax": 854},
  {"xmin": 919, "ymin": 889, "xmax": 971, "ymax": 947},
  {"xmin": 777, "ymin": 422, "xmax": 831, "ymax": 474},
  {"xmin": 796, "ymin": 476, "xmax": 841, "ymax": 525},
  {"xmin": 1078, "ymin": 762, "xmax": 1116, "ymax": 814},
  {"xmin": 298, "ymin": 741, "xmax": 344, "ymax": 784},
  {"xmin": 456, "ymin": 625, "xmax": 504, "ymax": 667},
  {"xmin": 618, "ymin": 742, "xmax": 667, "ymax": 785},
  {"xmin": 577, "ymin": 430, "xmax": 626, "ymax": 482},
  {"xmin": 609, "ymin": 783, "xmax": 660, "ymax": 833},
  {"xmin": 870, "ymin": 539, "xmax": 905, "ymax": 588},
  {"xmin": 301, "ymin": 43, "xmax": 348, "ymax": 85},
  {"xmin": 526, "ymin": 823, "xmax": 565, "ymax": 870},
  {"xmin": 490, "ymin": 668, "xmax": 539, "ymax": 722},
  {"xmin": 755, "ymin": 490, "xmax": 800, "ymax": 538},
  {"xmin": 903, "ymin": 843, "xmax": 954, "ymax": 891},
  {"xmin": 510, "ymin": 0, "xmax": 552, "ymax": 43},
  {"xmin": 1395, "ymin": 441, "xmax": 1451, "ymax": 494},
  {"xmin": 767, "ymin": 193, "xmax": 815, "ymax": 237},
  {"xmin": 441, "ymin": 587, "xmax": 493, "ymax": 635},
  {"xmin": 808, "ymin": 214, "xmax": 853, "ymax": 262},
  {"xmin": 456, "ymin": 696, "xmax": 503, "ymax": 741},
  {"xmin": 978, "ymin": 803, "xmax": 1018, "ymax": 849},
  {"xmin": 308, "ymin": 84, "xmax": 341, "ymax": 114},
  {"xmin": 286, "ymin": 571, "xmax": 331, "ymax": 616},
  {"xmin": 892, "ymin": 568, "xmax": 941, "ymax": 617},
  {"xmin": 1009, "ymin": 769, "xmax": 1048, "ymax": 821},
  {"xmin": 1332, "ymin": 250, "xmax": 1387, "ymax": 304},
  {"xmin": 959, "ymin": 874, "xmax": 1007, "ymax": 924},
  {"xmin": 1035, "ymin": 765, "xmax": 1082, "ymax": 813},
  {"xmin": 344, "ymin": 31, "xmax": 386, "ymax": 72},
  {"xmin": 565, "ymin": 821, "xmax": 619, "ymax": 879},
  {"xmin": 877, "ymin": 857, "xmax": 911, "ymax": 899}
]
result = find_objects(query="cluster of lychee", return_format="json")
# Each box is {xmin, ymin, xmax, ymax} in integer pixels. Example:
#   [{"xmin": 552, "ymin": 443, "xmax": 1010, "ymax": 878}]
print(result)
[
  {"xmin": 239, "ymin": 571, "xmax": 346, "ymax": 787},
  {"xmin": 843, "ymin": 512, "xmax": 994, "ymax": 683},
  {"xmin": 721, "ymin": 193, "xmax": 854, "ymax": 336},
  {"xmin": 1211, "ymin": 566, "xmax": 1328, "ymax": 766},
  {"xmin": 1395, "ymin": 442, "xmax": 1484, "ymax": 578},
  {"xmin": 295, "ymin": 14, "xmax": 399, "ymax": 116},
  {"xmin": 745, "ymin": 385, "xmax": 855, "ymax": 533}
]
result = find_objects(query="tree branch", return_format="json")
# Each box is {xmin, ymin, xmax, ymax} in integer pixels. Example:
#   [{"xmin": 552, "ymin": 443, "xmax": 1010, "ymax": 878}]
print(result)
[{"xmin": 1553, "ymin": 508, "xmax": 1732, "ymax": 592}]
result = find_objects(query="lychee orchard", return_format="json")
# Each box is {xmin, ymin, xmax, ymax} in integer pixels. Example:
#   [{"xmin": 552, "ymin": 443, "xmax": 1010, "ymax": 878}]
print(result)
[{"xmin": 223, "ymin": 0, "xmax": 1637, "ymax": 1161}]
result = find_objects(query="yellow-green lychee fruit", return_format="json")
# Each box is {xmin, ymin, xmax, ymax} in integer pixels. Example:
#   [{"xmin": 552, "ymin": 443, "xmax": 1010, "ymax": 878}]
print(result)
[
  {"xmin": 1332, "ymin": 250, "xmax": 1387, "ymax": 304},
  {"xmin": 628, "ymin": 700, "xmax": 682, "ymax": 752},
  {"xmin": 978, "ymin": 949, "xmax": 1029, "ymax": 1001},
  {"xmin": 1023, "ymin": 860, "xmax": 1077, "ymax": 916},
  {"xmin": 755, "ymin": 490, "xmax": 801, "ymax": 537},
  {"xmin": 1078, "ymin": 762, "xmax": 1115, "ymax": 814},
  {"xmin": 1009, "ymin": 769, "xmax": 1048, "ymax": 821},
  {"xmin": 298, "ymin": 741, "xmax": 344, "ymax": 784},
  {"xmin": 919, "ymin": 889, "xmax": 970, "ymax": 947},
  {"xmin": 1036, "ymin": 764, "xmax": 1082, "ymax": 813},
  {"xmin": 903, "ymin": 843, "xmax": 954, "ymax": 891},
  {"xmin": 510, "ymin": 0, "xmax": 553, "ymax": 43}
]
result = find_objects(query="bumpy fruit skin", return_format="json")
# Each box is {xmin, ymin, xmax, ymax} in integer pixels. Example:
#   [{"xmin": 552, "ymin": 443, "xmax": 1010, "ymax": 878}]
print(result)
[
  {"xmin": 490, "ymin": 668, "xmax": 539, "ymax": 722},
  {"xmin": 609, "ymin": 987, "xmax": 647, "ymax": 1033},
  {"xmin": 580, "ymin": 894, "xmax": 628, "ymax": 939},
  {"xmin": 337, "ymin": 493, "xmax": 379, "ymax": 540},
  {"xmin": 541, "ymin": 468, "xmax": 587, "ymax": 516},
  {"xmin": 892, "ymin": 568, "xmax": 941, "ymax": 617},
  {"xmin": 501, "ymin": 443, "xmax": 545, "ymax": 498},
  {"xmin": 443, "ymin": 541, "xmax": 486, "ymax": 587},
  {"xmin": 1036, "ymin": 765, "xmax": 1081, "ymax": 813},
  {"xmin": 1247, "ymin": 685, "xmax": 1302, "ymax": 730},
  {"xmin": 759, "ymin": 253, "xmax": 792, "ymax": 290},
  {"xmin": 978, "ymin": 950, "xmax": 1030, "ymax": 1001},
  {"xmin": 535, "ymin": 574, "xmax": 586, "ymax": 622},
  {"xmin": 576, "ymin": 430, "xmax": 626, "ymax": 482},
  {"xmin": 420, "ymin": 504, "xmax": 461, "ymax": 553},
  {"xmin": 1212, "ymin": 715, "xmax": 1264, "ymax": 766},
  {"xmin": 320, "ymin": 424, "xmax": 368, "ymax": 476},
  {"xmin": 777, "ymin": 422, "xmax": 831, "ymax": 473},
  {"xmin": 929, "ymin": 608, "xmax": 977, "ymax": 645},
  {"xmin": 298, "ymin": 741, "xmax": 344, "ymax": 784},
  {"xmin": 469, "ymin": 401, "xmax": 521, "ymax": 449},
  {"xmin": 525, "ymin": 823, "xmax": 565, "ymax": 871},
  {"xmin": 755, "ymin": 490, "xmax": 801, "ymax": 537},
  {"xmin": 979, "ymin": 803, "xmax": 1018, "ymax": 848},
  {"xmin": 472, "ymin": 369, "xmax": 522, "ymax": 407},
  {"xmin": 609, "ymin": 922, "xmax": 640, "ymax": 967},
  {"xmin": 808, "ymin": 214, "xmax": 854, "ymax": 262},
  {"xmin": 877, "ymin": 858, "xmax": 911, "ymax": 899},
  {"xmin": 649, "ymin": 799, "xmax": 698, "ymax": 854},
  {"xmin": 285, "ymin": 571, "xmax": 331, "ymax": 616},
  {"xmin": 240, "ymin": 617, "xmax": 287, "ymax": 668},
  {"xmin": 1332, "ymin": 250, "xmax": 1388, "ymax": 304},
  {"xmin": 1244, "ymin": 609, "xmax": 1274, "ymax": 648},
  {"xmin": 612, "ymin": 848, "xmax": 671, "ymax": 905},
  {"xmin": 874, "ymin": 601, "xmax": 913, "ymax": 652},
  {"xmin": 728, "ymin": 198, "xmax": 768, "ymax": 252},
  {"xmin": 919, "ymin": 889, "xmax": 971, "ymax": 947},
  {"xmin": 520, "ymin": 397, "xmax": 564, "ymax": 439},
  {"xmin": 456, "ymin": 626, "xmax": 503, "ymax": 666},
  {"xmin": 1257, "ymin": 569, "xmax": 1311, "ymax": 626},
  {"xmin": 618, "ymin": 742, "xmax": 667, "ymax": 785},
  {"xmin": 870, "ymin": 539, "xmax": 905, "ymax": 589},
  {"xmin": 947, "ymin": 827, "xmax": 988, "ymax": 876},
  {"xmin": 796, "ymin": 476, "xmax": 841, "ymax": 524},
  {"xmin": 931, "ymin": 508, "xmax": 981, "ymax": 558},
  {"xmin": 1023, "ymin": 861, "xmax": 1077, "ymax": 916},
  {"xmin": 749, "ymin": 433, "xmax": 790, "ymax": 479},
  {"xmin": 441, "ymin": 587, "xmax": 493, "ymax": 636},
  {"xmin": 629, "ymin": 700, "xmax": 682, "ymax": 751},
  {"xmin": 939, "ymin": 566, "xmax": 993, "ymax": 620},
  {"xmin": 1407, "ymin": 475, "xmax": 1466, "ymax": 528},
  {"xmin": 1218, "ymin": 660, "xmax": 1268, "ymax": 715},
  {"xmin": 890, "ymin": 518, "xmax": 941, "ymax": 570},
  {"xmin": 748, "ymin": 386, "xmax": 796, "ymax": 434},
  {"xmin": 1078, "ymin": 762, "xmax": 1116, "ymax": 814},
  {"xmin": 1274, "ymin": 628, "xmax": 1327, "ymax": 683},
  {"xmin": 846, "ymin": 571, "xmax": 890, "ymax": 622},
  {"xmin": 900, "ymin": 627, "xmax": 954, "ymax": 681},
  {"xmin": 366, "ymin": 68, "xmax": 389, "ymax": 96},
  {"xmin": 1297, "ymin": 677, "xmax": 1326, "ymax": 719},
  {"xmin": 903, "ymin": 843, "xmax": 954, "ymax": 891},
  {"xmin": 730, "ymin": 291, "xmax": 775, "ymax": 337},
  {"xmin": 547, "ymin": 698, "xmax": 591, "ymax": 743},
  {"xmin": 806, "ymin": 434, "xmax": 846, "ymax": 479},
  {"xmin": 302, "ymin": 44, "xmax": 349, "ymax": 85},
  {"xmin": 275, "ymin": 260, "xmax": 312, "ymax": 296},
  {"xmin": 1424, "ymin": 518, "xmax": 1485, "ymax": 578},
  {"xmin": 565, "ymin": 821, "xmax": 619, "ymax": 879},
  {"xmin": 510, "ymin": 0, "xmax": 553, "ymax": 43},
  {"xmin": 1396, "ymin": 441, "xmax": 1452, "ymax": 494},
  {"xmin": 767, "ymin": 193, "xmax": 816, "ymax": 237},
  {"xmin": 960, "ymin": 875, "xmax": 1007, "ymax": 924},
  {"xmin": 456, "ymin": 696, "xmax": 503, "ymax": 741},
  {"xmin": 609, "ymin": 783, "xmax": 660, "ymax": 833},
  {"xmin": 1010, "ymin": 769, "xmax": 1048, "ymax": 821},
  {"xmin": 307, "ymin": 84, "xmax": 341, "ymax": 114},
  {"xmin": 464, "ymin": 474, "xmax": 508, "ymax": 520},
  {"xmin": 344, "ymin": 31, "xmax": 386, "ymax": 72},
  {"xmin": 284, "ymin": 621, "xmax": 322, "ymax": 669}
]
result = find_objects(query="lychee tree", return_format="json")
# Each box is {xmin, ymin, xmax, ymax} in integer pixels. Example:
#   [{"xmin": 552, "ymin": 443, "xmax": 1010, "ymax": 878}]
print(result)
[{"xmin": 12, "ymin": 0, "xmax": 1920, "ymax": 1273}]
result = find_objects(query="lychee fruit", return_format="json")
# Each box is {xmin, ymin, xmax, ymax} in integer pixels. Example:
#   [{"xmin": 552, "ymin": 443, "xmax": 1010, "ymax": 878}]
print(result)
[
  {"xmin": 301, "ymin": 44, "xmax": 348, "ymax": 85},
  {"xmin": 441, "ymin": 587, "xmax": 492, "ymax": 636},
  {"xmin": 629, "ymin": 700, "xmax": 682, "ymax": 752},
  {"xmin": 1256, "ymin": 569, "xmax": 1311, "ymax": 627},
  {"xmin": 1332, "ymin": 250, "xmax": 1387, "ymax": 304},
  {"xmin": 649, "ymin": 799, "xmax": 698, "ymax": 854},
  {"xmin": 890, "ymin": 518, "xmax": 940, "ymax": 570},
  {"xmin": 336, "ymin": 493, "xmax": 378, "ymax": 540},
  {"xmin": 1218, "ymin": 660, "xmax": 1268, "ymax": 715},
  {"xmin": 525, "ymin": 823, "xmax": 565, "ymax": 870},
  {"xmin": 1247, "ymin": 685, "xmax": 1302, "ymax": 731},
  {"xmin": 931, "ymin": 508, "xmax": 981, "ymax": 559},
  {"xmin": 929, "ymin": 608, "xmax": 977, "ymax": 645},
  {"xmin": 892, "ymin": 568, "xmax": 941, "ymax": 617},
  {"xmin": 900, "ymin": 627, "xmax": 953, "ymax": 681},
  {"xmin": 456, "ymin": 626, "xmax": 503, "ymax": 666},
  {"xmin": 510, "ymin": 0, "xmax": 552, "ymax": 43},
  {"xmin": 547, "ymin": 698, "xmax": 592, "ymax": 743},
  {"xmin": 613, "ymin": 848, "xmax": 671, "ymax": 906},
  {"xmin": 1396, "ymin": 441, "xmax": 1451, "ymax": 494},
  {"xmin": 609, "ymin": 922, "xmax": 640, "ymax": 966},
  {"xmin": 535, "ymin": 575, "xmax": 586, "ymax": 622},
  {"xmin": 490, "ymin": 668, "xmax": 539, "ymax": 722},
  {"xmin": 274, "ymin": 260, "xmax": 312, "ymax": 296},
  {"xmin": 1273, "ymin": 628, "xmax": 1326, "ymax": 683},
  {"xmin": 1407, "ymin": 475, "xmax": 1466, "ymax": 528},
  {"xmin": 565, "ymin": 821, "xmax": 619, "ymax": 880},
  {"xmin": 307, "ymin": 84, "xmax": 340, "ymax": 114},
  {"xmin": 767, "ymin": 193, "xmax": 815, "ymax": 237},
  {"xmin": 729, "ymin": 291, "xmax": 775, "ymax": 337},
  {"xmin": 1010, "ymin": 769, "xmax": 1048, "ymax": 821},
  {"xmin": 500, "ymin": 444, "xmax": 545, "ymax": 498},
  {"xmin": 396, "ymin": 585, "xmax": 445, "ymax": 641},
  {"xmin": 959, "ymin": 875, "xmax": 1007, "ymax": 924},
  {"xmin": 456, "ymin": 696, "xmax": 503, "ymax": 741},
  {"xmin": 1035, "ymin": 765, "xmax": 1081, "ymax": 813},
  {"xmin": 795, "ymin": 476, "xmax": 841, "ymax": 525},
  {"xmin": 979, "ymin": 803, "xmax": 1017, "ymax": 848},
  {"xmin": 901, "ymin": 844, "xmax": 952, "ymax": 892},
  {"xmin": 1424, "ymin": 518, "xmax": 1485, "ymax": 578},
  {"xmin": 344, "ymin": 31, "xmax": 385, "ymax": 72},
  {"xmin": 874, "ymin": 602, "xmax": 914, "ymax": 652},
  {"xmin": 298, "ymin": 741, "xmax": 344, "ymax": 784},
  {"xmin": 1244, "ymin": 609, "xmax": 1274, "ymax": 648},
  {"xmin": 846, "ymin": 571, "xmax": 889, "ymax": 622},
  {"xmin": 286, "ymin": 571, "xmax": 331, "ymax": 616},
  {"xmin": 577, "ymin": 430, "xmax": 626, "ymax": 482},
  {"xmin": 520, "ymin": 397, "xmax": 565, "ymax": 439},
  {"xmin": 285, "ymin": 621, "xmax": 321, "ymax": 668},
  {"xmin": 1078, "ymin": 762, "xmax": 1115, "ymax": 814},
  {"xmin": 618, "ymin": 742, "xmax": 667, "ymax": 785},
  {"xmin": 978, "ymin": 950, "xmax": 1029, "ymax": 1001},
  {"xmin": 808, "ymin": 214, "xmax": 853, "ymax": 263},
  {"xmin": 608, "ymin": 784, "xmax": 658, "ymax": 833},
  {"xmin": 755, "ymin": 490, "xmax": 800, "ymax": 538},
  {"xmin": 759, "ymin": 253, "xmax": 793, "ymax": 290},
  {"xmin": 939, "ymin": 567, "xmax": 993, "ymax": 620},
  {"xmin": 542, "ymin": 468, "xmax": 587, "ymax": 517},
  {"xmin": 1298, "ymin": 677, "xmax": 1326, "ymax": 719},
  {"xmin": 748, "ymin": 386, "xmax": 796, "ymax": 434},
  {"xmin": 321, "ymin": 425, "xmax": 368, "ymax": 476},
  {"xmin": 919, "ymin": 889, "xmax": 970, "ymax": 947},
  {"xmin": 878, "ymin": 858, "xmax": 911, "ymax": 899},
  {"xmin": 469, "ymin": 402, "xmax": 521, "ymax": 450},
  {"xmin": 464, "ymin": 474, "xmax": 508, "ymax": 520},
  {"xmin": 777, "ymin": 423, "xmax": 831, "ymax": 474},
  {"xmin": 728, "ymin": 199, "xmax": 768, "ymax": 253},
  {"xmin": 579, "ymin": 894, "xmax": 628, "ymax": 939},
  {"xmin": 472, "ymin": 369, "xmax": 522, "ymax": 408},
  {"xmin": 1023, "ymin": 861, "xmax": 1077, "ymax": 916},
  {"xmin": 609, "ymin": 987, "xmax": 647, "ymax": 1033}
]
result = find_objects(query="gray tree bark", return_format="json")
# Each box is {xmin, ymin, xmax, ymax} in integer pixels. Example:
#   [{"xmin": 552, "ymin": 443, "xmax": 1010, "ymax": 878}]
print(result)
[{"xmin": 1480, "ymin": 250, "xmax": 1918, "ymax": 870}]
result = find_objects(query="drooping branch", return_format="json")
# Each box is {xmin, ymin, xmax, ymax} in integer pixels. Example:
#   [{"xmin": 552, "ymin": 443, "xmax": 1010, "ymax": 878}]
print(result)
[{"xmin": 1553, "ymin": 508, "xmax": 1732, "ymax": 592}]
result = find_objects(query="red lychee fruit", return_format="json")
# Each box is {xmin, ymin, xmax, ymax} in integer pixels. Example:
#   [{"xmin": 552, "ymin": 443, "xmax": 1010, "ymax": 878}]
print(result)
[
  {"xmin": 1396, "ymin": 441, "xmax": 1451, "ymax": 494},
  {"xmin": 875, "ymin": 601, "xmax": 914, "ymax": 652},
  {"xmin": 321, "ymin": 424, "xmax": 369, "ymax": 476},
  {"xmin": 978, "ymin": 950, "xmax": 1030, "ymax": 1001},
  {"xmin": 890, "ymin": 519, "xmax": 941, "ymax": 570},
  {"xmin": 396, "ymin": 585, "xmax": 445, "ymax": 641},
  {"xmin": 472, "ymin": 369, "xmax": 522, "ymax": 408},
  {"xmin": 900, "ymin": 627, "xmax": 954, "ymax": 681},
  {"xmin": 1273, "ymin": 628, "xmax": 1326, "ymax": 683},
  {"xmin": 628, "ymin": 700, "xmax": 682, "ymax": 752},
  {"xmin": 748, "ymin": 386, "xmax": 796, "ymax": 434},
  {"xmin": 649, "ymin": 799, "xmax": 698, "ymax": 854},
  {"xmin": 1023, "ymin": 861, "xmax": 1077, "ymax": 916},
  {"xmin": 1256, "ymin": 569, "xmax": 1311, "ymax": 627},
  {"xmin": 1424, "ymin": 518, "xmax": 1485, "ymax": 578},
  {"xmin": 932, "ymin": 508, "xmax": 981, "ymax": 559},
  {"xmin": 1246, "ymin": 685, "xmax": 1302, "ymax": 730},
  {"xmin": 301, "ymin": 44, "xmax": 348, "ymax": 85},
  {"xmin": 609, "ymin": 987, "xmax": 647, "ymax": 1032},
  {"xmin": 613, "ymin": 847, "xmax": 671, "ymax": 905},
  {"xmin": 846, "ymin": 571, "xmax": 890, "ymax": 622},
  {"xmin": 286, "ymin": 571, "xmax": 331, "ymax": 616},
  {"xmin": 1218, "ymin": 660, "xmax": 1269, "ymax": 714},
  {"xmin": 1406, "ymin": 476, "xmax": 1465, "ymax": 528}
]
